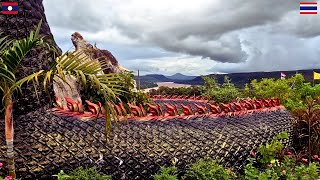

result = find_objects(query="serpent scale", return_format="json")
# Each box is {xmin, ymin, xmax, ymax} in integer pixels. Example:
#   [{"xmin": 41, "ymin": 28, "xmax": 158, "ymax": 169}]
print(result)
[{"xmin": 0, "ymin": 101, "xmax": 293, "ymax": 179}]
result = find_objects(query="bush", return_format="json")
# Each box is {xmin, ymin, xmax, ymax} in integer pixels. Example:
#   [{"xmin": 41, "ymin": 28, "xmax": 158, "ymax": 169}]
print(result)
[
  {"xmin": 153, "ymin": 166, "xmax": 178, "ymax": 180},
  {"xmin": 53, "ymin": 167, "xmax": 111, "ymax": 180},
  {"xmin": 291, "ymin": 97, "xmax": 320, "ymax": 155},
  {"xmin": 242, "ymin": 132, "xmax": 320, "ymax": 180},
  {"xmin": 151, "ymin": 133, "xmax": 320, "ymax": 180},
  {"xmin": 201, "ymin": 75, "xmax": 241, "ymax": 103},
  {"xmin": 80, "ymin": 71, "xmax": 153, "ymax": 109},
  {"xmin": 182, "ymin": 159, "xmax": 237, "ymax": 180}
]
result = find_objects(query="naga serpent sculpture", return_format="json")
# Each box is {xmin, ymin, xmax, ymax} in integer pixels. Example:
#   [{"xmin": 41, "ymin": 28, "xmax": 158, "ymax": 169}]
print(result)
[
  {"xmin": 0, "ymin": 1, "xmax": 292, "ymax": 179},
  {"xmin": 0, "ymin": 96, "xmax": 293, "ymax": 179}
]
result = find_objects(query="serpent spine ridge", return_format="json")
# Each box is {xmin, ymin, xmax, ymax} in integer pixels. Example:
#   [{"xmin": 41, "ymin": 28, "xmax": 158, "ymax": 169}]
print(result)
[{"xmin": 0, "ymin": 99, "xmax": 293, "ymax": 180}]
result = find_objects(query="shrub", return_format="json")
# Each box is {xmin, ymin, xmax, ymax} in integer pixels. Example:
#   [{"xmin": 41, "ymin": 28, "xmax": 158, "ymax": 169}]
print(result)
[
  {"xmin": 201, "ymin": 75, "xmax": 241, "ymax": 103},
  {"xmin": 126, "ymin": 90, "xmax": 154, "ymax": 108},
  {"xmin": 292, "ymin": 97, "xmax": 320, "ymax": 155},
  {"xmin": 182, "ymin": 159, "xmax": 237, "ymax": 180},
  {"xmin": 153, "ymin": 166, "xmax": 178, "ymax": 180},
  {"xmin": 53, "ymin": 167, "xmax": 111, "ymax": 180},
  {"xmin": 81, "ymin": 71, "xmax": 153, "ymax": 109},
  {"xmin": 151, "ymin": 133, "xmax": 320, "ymax": 180},
  {"xmin": 242, "ymin": 132, "xmax": 320, "ymax": 180}
]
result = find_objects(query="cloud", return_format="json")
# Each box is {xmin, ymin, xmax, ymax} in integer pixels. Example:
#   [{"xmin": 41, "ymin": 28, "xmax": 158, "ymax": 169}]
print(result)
[
  {"xmin": 43, "ymin": 0, "xmax": 320, "ymax": 75},
  {"xmin": 272, "ymin": 10, "xmax": 320, "ymax": 38},
  {"xmin": 126, "ymin": 55, "xmax": 216, "ymax": 76},
  {"xmin": 211, "ymin": 31, "xmax": 320, "ymax": 73}
]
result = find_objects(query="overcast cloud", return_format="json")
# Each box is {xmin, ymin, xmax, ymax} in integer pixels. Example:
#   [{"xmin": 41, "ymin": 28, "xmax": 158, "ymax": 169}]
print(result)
[{"xmin": 43, "ymin": 0, "xmax": 320, "ymax": 75}]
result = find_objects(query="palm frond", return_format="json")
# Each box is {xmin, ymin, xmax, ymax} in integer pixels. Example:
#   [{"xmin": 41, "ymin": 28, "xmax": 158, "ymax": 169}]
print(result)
[
  {"xmin": 0, "ymin": 34, "xmax": 13, "ymax": 57},
  {"xmin": 53, "ymin": 50, "xmax": 128, "ymax": 132},
  {"xmin": 9, "ymin": 70, "xmax": 44, "ymax": 94},
  {"xmin": 1, "ymin": 20, "xmax": 43, "ymax": 74},
  {"xmin": 0, "ymin": 63, "xmax": 15, "ymax": 86},
  {"xmin": 56, "ymin": 51, "xmax": 104, "ymax": 74}
]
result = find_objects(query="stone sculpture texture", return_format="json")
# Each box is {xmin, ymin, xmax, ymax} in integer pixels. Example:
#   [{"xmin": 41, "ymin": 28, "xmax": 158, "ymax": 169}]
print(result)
[{"xmin": 53, "ymin": 32, "xmax": 128, "ymax": 109}]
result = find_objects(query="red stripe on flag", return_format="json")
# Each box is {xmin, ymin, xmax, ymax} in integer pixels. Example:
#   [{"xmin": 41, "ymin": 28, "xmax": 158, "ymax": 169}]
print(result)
[
  {"xmin": 300, "ymin": 11, "xmax": 318, "ymax": 14},
  {"xmin": 300, "ymin": 2, "xmax": 317, "ymax": 4},
  {"xmin": 1, "ymin": 11, "xmax": 18, "ymax": 15},
  {"xmin": 1, "ymin": 2, "xmax": 18, "ymax": 6}
]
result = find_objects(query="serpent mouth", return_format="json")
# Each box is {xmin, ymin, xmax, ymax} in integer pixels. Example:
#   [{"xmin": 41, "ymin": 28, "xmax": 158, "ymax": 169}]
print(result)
[{"xmin": 71, "ymin": 32, "xmax": 83, "ymax": 48}]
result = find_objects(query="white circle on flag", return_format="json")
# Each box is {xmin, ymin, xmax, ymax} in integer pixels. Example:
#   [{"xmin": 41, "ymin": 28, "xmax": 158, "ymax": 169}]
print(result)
[{"xmin": 8, "ymin": 6, "xmax": 13, "ymax": 11}]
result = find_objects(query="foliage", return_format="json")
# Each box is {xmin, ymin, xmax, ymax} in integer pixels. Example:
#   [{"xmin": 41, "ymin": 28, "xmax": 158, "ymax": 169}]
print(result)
[
  {"xmin": 201, "ymin": 75, "xmax": 241, "ymax": 103},
  {"xmin": 140, "ymin": 81, "xmax": 157, "ymax": 89},
  {"xmin": 242, "ymin": 132, "xmax": 320, "ymax": 180},
  {"xmin": 247, "ymin": 74, "xmax": 320, "ymax": 111},
  {"xmin": 0, "ymin": 21, "xmax": 127, "ymax": 178},
  {"xmin": 257, "ymin": 132, "xmax": 289, "ymax": 164},
  {"xmin": 292, "ymin": 97, "xmax": 320, "ymax": 155},
  {"xmin": 23, "ymin": 50, "xmax": 126, "ymax": 132},
  {"xmin": 153, "ymin": 166, "xmax": 178, "ymax": 180},
  {"xmin": 182, "ymin": 159, "xmax": 237, "ymax": 180},
  {"xmin": 243, "ymin": 83, "xmax": 252, "ymax": 98},
  {"xmin": 53, "ymin": 167, "xmax": 111, "ymax": 180},
  {"xmin": 81, "ymin": 71, "xmax": 133, "ymax": 103},
  {"xmin": 155, "ymin": 133, "xmax": 319, "ymax": 179},
  {"xmin": 246, "ymin": 74, "xmax": 320, "ymax": 155},
  {"xmin": 117, "ymin": 72, "xmax": 154, "ymax": 108},
  {"xmin": 129, "ymin": 91, "xmax": 154, "ymax": 107}
]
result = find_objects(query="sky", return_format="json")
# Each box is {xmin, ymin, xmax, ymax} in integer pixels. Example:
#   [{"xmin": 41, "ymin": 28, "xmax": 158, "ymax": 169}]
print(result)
[{"xmin": 43, "ymin": 0, "xmax": 320, "ymax": 76}]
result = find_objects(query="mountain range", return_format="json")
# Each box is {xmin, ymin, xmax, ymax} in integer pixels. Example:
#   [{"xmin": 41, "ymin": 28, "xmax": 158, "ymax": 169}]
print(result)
[
  {"xmin": 166, "ymin": 73, "xmax": 197, "ymax": 81},
  {"xmin": 135, "ymin": 69, "xmax": 320, "ymax": 89}
]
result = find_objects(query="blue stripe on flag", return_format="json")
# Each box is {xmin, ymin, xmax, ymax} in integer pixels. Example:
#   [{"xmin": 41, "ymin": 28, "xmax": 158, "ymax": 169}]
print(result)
[
  {"xmin": 300, "ymin": 6, "xmax": 317, "ymax": 10},
  {"xmin": 2, "ymin": 6, "xmax": 19, "ymax": 11}
]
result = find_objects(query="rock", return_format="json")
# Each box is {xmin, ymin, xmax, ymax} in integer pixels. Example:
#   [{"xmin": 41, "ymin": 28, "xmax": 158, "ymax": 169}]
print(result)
[
  {"xmin": 53, "ymin": 32, "xmax": 129, "ymax": 108},
  {"xmin": 71, "ymin": 32, "xmax": 128, "ymax": 74},
  {"xmin": 53, "ymin": 76, "xmax": 81, "ymax": 110}
]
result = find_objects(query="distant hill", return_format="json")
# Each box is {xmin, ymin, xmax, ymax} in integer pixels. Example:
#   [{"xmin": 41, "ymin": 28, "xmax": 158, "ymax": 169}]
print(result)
[
  {"xmin": 135, "ymin": 69, "xmax": 320, "ymax": 89},
  {"xmin": 134, "ymin": 74, "xmax": 172, "ymax": 89},
  {"xmin": 135, "ymin": 74, "xmax": 172, "ymax": 82},
  {"xmin": 178, "ymin": 69, "xmax": 320, "ymax": 87},
  {"xmin": 166, "ymin": 73, "xmax": 197, "ymax": 81}
]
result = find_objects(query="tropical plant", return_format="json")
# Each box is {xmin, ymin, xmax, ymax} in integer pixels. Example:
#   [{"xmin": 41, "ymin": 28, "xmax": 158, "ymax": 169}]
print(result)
[
  {"xmin": 81, "ymin": 71, "xmax": 153, "ymax": 111},
  {"xmin": 53, "ymin": 167, "xmax": 111, "ymax": 180},
  {"xmin": 243, "ymin": 132, "xmax": 320, "ymax": 180},
  {"xmin": 292, "ymin": 97, "xmax": 320, "ymax": 156},
  {"xmin": 256, "ymin": 132, "xmax": 289, "ymax": 164},
  {"xmin": 0, "ymin": 21, "xmax": 48, "ymax": 178},
  {"xmin": 182, "ymin": 159, "xmax": 237, "ymax": 180},
  {"xmin": 250, "ymin": 78, "xmax": 292, "ymax": 101},
  {"xmin": 201, "ymin": 75, "xmax": 241, "ymax": 102},
  {"xmin": 153, "ymin": 166, "xmax": 178, "ymax": 180},
  {"xmin": 117, "ymin": 71, "xmax": 153, "ymax": 107},
  {"xmin": 0, "ymin": 21, "xmax": 126, "ymax": 178},
  {"xmin": 248, "ymin": 74, "xmax": 320, "ymax": 111}
]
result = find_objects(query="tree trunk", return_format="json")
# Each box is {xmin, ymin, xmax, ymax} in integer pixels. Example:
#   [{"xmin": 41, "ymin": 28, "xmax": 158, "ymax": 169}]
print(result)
[{"xmin": 4, "ymin": 96, "xmax": 15, "ymax": 179}]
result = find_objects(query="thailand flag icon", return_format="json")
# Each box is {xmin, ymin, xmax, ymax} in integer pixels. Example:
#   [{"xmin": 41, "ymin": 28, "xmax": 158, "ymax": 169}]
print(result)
[
  {"xmin": 1, "ymin": 2, "xmax": 18, "ymax": 15},
  {"xmin": 300, "ymin": 2, "xmax": 317, "ymax": 14}
]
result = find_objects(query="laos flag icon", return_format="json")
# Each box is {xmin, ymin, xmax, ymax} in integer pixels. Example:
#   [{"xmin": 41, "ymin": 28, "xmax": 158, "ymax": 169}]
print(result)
[{"xmin": 1, "ymin": 2, "xmax": 18, "ymax": 15}]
